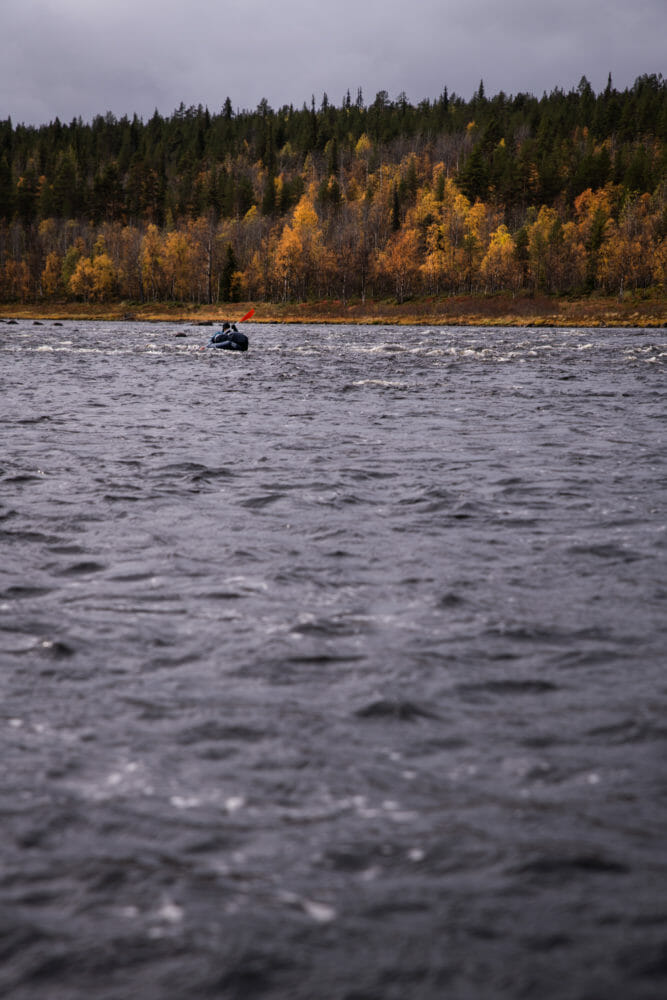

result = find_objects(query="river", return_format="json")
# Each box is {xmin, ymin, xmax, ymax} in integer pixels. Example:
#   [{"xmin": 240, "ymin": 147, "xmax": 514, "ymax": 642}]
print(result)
[{"xmin": 1, "ymin": 318, "xmax": 666, "ymax": 999}]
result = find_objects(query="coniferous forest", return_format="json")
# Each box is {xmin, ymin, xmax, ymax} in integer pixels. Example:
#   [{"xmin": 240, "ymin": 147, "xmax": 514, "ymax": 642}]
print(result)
[{"xmin": 0, "ymin": 75, "xmax": 665, "ymax": 308}]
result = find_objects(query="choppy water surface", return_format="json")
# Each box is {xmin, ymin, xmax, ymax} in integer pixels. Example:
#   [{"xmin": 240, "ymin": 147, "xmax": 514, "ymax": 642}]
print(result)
[{"xmin": 1, "ymin": 318, "xmax": 666, "ymax": 999}]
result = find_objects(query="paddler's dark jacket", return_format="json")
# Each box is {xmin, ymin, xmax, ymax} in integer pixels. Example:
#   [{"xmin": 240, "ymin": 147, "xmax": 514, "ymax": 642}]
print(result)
[{"xmin": 208, "ymin": 324, "xmax": 248, "ymax": 351}]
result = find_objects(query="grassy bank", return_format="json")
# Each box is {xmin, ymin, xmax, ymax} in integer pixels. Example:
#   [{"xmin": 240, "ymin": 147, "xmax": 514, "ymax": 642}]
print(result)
[{"xmin": 0, "ymin": 294, "xmax": 665, "ymax": 327}]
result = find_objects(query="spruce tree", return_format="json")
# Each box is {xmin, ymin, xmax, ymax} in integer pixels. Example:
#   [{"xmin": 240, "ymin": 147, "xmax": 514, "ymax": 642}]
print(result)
[
  {"xmin": 0, "ymin": 154, "xmax": 13, "ymax": 220},
  {"xmin": 391, "ymin": 183, "xmax": 401, "ymax": 231},
  {"xmin": 220, "ymin": 244, "xmax": 238, "ymax": 302}
]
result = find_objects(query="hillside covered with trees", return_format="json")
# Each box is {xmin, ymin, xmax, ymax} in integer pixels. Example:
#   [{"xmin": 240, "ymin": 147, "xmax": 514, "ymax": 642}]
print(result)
[{"xmin": 0, "ymin": 74, "xmax": 665, "ymax": 307}]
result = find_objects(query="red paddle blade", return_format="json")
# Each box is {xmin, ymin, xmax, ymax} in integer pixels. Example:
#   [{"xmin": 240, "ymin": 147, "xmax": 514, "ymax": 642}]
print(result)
[{"xmin": 239, "ymin": 308, "xmax": 255, "ymax": 323}]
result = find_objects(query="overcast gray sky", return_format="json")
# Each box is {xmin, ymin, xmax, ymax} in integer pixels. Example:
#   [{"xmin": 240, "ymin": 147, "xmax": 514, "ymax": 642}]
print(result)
[{"xmin": 2, "ymin": 0, "xmax": 665, "ymax": 126}]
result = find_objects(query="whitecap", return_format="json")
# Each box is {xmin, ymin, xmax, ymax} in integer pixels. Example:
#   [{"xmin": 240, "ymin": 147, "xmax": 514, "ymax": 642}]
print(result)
[
  {"xmin": 302, "ymin": 899, "xmax": 337, "ymax": 923},
  {"xmin": 170, "ymin": 795, "xmax": 201, "ymax": 809},
  {"xmin": 281, "ymin": 891, "xmax": 336, "ymax": 923},
  {"xmin": 156, "ymin": 898, "xmax": 184, "ymax": 923},
  {"xmin": 225, "ymin": 795, "xmax": 245, "ymax": 813},
  {"xmin": 351, "ymin": 379, "xmax": 408, "ymax": 388}
]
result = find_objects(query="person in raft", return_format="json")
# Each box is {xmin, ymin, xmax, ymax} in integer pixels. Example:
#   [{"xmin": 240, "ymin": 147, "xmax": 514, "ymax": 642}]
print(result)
[{"xmin": 208, "ymin": 321, "xmax": 248, "ymax": 351}]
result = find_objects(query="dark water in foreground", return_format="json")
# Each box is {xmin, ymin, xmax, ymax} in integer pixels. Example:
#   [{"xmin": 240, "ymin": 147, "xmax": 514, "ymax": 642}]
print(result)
[{"xmin": 1, "ymin": 319, "xmax": 666, "ymax": 999}]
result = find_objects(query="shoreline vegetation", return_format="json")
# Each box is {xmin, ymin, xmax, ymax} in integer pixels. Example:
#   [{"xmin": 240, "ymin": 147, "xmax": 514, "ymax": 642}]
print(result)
[
  {"xmin": 1, "ymin": 77, "xmax": 666, "ymax": 320},
  {"xmin": 1, "ymin": 295, "xmax": 665, "ymax": 328}
]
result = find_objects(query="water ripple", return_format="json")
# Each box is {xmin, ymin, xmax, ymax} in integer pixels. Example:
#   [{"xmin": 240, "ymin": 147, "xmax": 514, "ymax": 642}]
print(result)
[{"xmin": 0, "ymin": 320, "xmax": 665, "ymax": 1000}]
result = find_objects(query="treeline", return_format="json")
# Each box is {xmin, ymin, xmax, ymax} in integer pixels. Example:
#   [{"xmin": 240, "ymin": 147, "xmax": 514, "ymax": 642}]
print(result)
[{"xmin": 0, "ymin": 74, "xmax": 665, "ymax": 304}]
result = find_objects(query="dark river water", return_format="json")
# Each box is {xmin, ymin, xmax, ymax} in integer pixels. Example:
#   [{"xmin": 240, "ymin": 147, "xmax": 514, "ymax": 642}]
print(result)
[{"xmin": 1, "ymin": 318, "xmax": 666, "ymax": 1000}]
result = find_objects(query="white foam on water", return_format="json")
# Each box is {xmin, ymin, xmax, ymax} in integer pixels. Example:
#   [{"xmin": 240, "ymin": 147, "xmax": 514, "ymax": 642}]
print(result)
[
  {"xmin": 170, "ymin": 795, "xmax": 202, "ymax": 809},
  {"xmin": 225, "ymin": 795, "xmax": 245, "ymax": 813},
  {"xmin": 302, "ymin": 899, "xmax": 337, "ymax": 923},
  {"xmin": 351, "ymin": 379, "xmax": 409, "ymax": 388},
  {"xmin": 156, "ymin": 898, "xmax": 184, "ymax": 923}
]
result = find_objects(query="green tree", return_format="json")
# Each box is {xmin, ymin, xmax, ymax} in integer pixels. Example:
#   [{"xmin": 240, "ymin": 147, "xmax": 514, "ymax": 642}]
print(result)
[
  {"xmin": 16, "ymin": 165, "xmax": 38, "ymax": 223},
  {"xmin": 261, "ymin": 170, "xmax": 277, "ymax": 215},
  {"xmin": 391, "ymin": 183, "xmax": 401, "ymax": 231},
  {"xmin": 52, "ymin": 149, "xmax": 79, "ymax": 218},
  {"xmin": 219, "ymin": 243, "xmax": 238, "ymax": 301},
  {"xmin": 458, "ymin": 143, "xmax": 489, "ymax": 202},
  {"xmin": 0, "ymin": 154, "xmax": 13, "ymax": 220}
]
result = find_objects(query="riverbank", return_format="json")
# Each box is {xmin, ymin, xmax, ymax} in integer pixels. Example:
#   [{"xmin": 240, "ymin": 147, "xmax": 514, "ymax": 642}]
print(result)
[{"xmin": 0, "ymin": 293, "xmax": 665, "ymax": 327}]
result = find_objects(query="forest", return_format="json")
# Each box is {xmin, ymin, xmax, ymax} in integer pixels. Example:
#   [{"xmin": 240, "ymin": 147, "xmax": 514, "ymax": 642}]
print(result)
[{"xmin": 0, "ymin": 74, "xmax": 665, "ymax": 306}]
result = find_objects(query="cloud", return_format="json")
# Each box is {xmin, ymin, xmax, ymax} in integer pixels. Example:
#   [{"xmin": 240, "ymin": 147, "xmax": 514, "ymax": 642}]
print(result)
[{"xmin": 1, "ymin": 0, "xmax": 665, "ymax": 125}]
